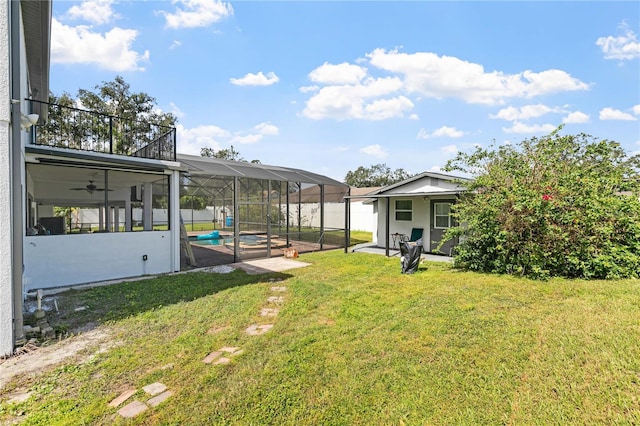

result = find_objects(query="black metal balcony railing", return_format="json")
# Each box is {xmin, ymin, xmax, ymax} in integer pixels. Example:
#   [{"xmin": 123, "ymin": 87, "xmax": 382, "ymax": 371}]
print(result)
[{"xmin": 27, "ymin": 99, "xmax": 176, "ymax": 161}]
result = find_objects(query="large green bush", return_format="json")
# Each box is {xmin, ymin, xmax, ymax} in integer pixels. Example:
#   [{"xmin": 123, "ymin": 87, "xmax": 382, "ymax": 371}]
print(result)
[{"xmin": 444, "ymin": 128, "xmax": 640, "ymax": 279}]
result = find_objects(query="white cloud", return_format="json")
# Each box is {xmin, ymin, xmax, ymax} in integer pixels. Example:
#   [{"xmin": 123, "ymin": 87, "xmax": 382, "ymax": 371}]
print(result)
[
  {"xmin": 360, "ymin": 144, "xmax": 388, "ymax": 158},
  {"xmin": 300, "ymin": 48, "xmax": 589, "ymax": 121},
  {"xmin": 409, "ymin": 113, "xmax": 419, "ymax": 120},
  {"xmin": 440, "ymin": 144, "xmax": 459, "ymax": 155},
  {"xmin": 230, "ymin": 122, "xmax": 279, "ymax": 144},
  {"xmin": 502, "ymin": 122, "xmax": 557, "ymax": 134},
  {"xmin": 599, "ymin": 107, "xmax": 637, "ymax": 121},
  {"xmin": 308, "ymin": 62, "xmax": 368, "ymax": 85},
  {"xmin": 302, "ymin": 77, "xmax": 412, "ymax": 120},
  {"xmin": 417, "ymin": 126, "xmax": 465, "ymax": 139},
  {"xmin": 299, "ymin": 85, "xmax": 319, "ymax": 93},
  {"xmin": 170, "ymin": 40, "xmax": 182, "ymax": 50},
  {"xmin": 66, "ymin": 0, "xmax": 116, "ymax": 25},
  {"xmin": 169, "ymin": 103, "xmax": 185, "ymax": 119},
  {"xmin": 429, "ymin": 165, "xmax": 442, "ymax": 172},
  {"xmin": 596, "ymin": 22, "xmax": 640, "ymax": 61},
  {"xmin": 176, "ymin": 124, "xmax": 230, "ymax": 155},
  {"xmin": 253, "ymin": 122, "xmax": 279, "ymax": 136},
  {"xmin": 490, "ymin": 104, "xmax": 557, "ymax": 121},
  {"xmin": 161, "ymin": 0, "xmax": 233, "ymax": 29},
  {"xmin": 51, "ymin": 18, "xmax": 149, "ymax": 72},
  {"xmin": 177, "ymin": 120, "xmax": 278, "ymax": 152},
  {"xmin": 230, "ymin": 134, "xmax": 263, "ymax": 144},
  {"xmin": 563, "ymin": 111, "xmax": 590, "ymax": 124},
  {"xmin": 366, "ymin": 48, "xmax": 589, "ymax": 105},
  {"xmin": 230, "ymin": 72, "xmax": 279, "ymax": 86},
  {"xmin": 633, "ymin": 105, "xmax": 640, "ymax": 115}
]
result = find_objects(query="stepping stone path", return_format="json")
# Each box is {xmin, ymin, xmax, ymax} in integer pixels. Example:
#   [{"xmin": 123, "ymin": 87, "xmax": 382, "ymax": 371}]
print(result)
[
  {"xmin": 260, "ymin": 307, "xmax": 279, "ymax": 317},
  {"xmin": 107, "ymin": 281, "xmax": 289, "ymax": 419},
  {"xmin": 109, "ymin": 381, "xmax": 173, "ymax": 419},
  {"xmin": 202, "ymin": 346, "xmax": 244, "ymax": 365},
  {"xmin": 245, "ymin": 324, "xmax": 274, "ymax": 335}
]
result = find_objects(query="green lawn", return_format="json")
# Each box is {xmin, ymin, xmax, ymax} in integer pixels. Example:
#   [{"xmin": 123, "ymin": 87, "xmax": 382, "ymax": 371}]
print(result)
[{"xmin": 3, "ymin": 250, "xmax": 640, "ymax": 425}]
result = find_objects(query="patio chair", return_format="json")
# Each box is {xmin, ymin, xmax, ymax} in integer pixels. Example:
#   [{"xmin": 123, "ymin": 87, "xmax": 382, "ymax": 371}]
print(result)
[{"xmin": 402, "ymin": 227, "xmax": 423, "ymax": 243}]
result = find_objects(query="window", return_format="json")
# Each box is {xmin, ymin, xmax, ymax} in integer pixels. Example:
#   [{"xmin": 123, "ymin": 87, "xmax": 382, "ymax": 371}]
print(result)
[
  {"xmin": 434, "ymin": 202, "xmax": 452, "ymax": 229},
  {"xmin": 395, "ymin": 199, "xmax": 412, "ymax": 221}
]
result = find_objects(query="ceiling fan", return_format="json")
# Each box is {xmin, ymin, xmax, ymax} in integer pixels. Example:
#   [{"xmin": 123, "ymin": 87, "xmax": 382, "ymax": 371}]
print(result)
[{"xmin": 69, "ymin": 180, "xmax": 111, "ymax": 194}]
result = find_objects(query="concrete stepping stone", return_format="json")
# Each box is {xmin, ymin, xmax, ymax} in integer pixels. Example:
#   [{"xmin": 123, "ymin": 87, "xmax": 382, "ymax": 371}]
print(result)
[
  {"xmin": 267, "ymin": 296, "xmax": 285, "ymax": 304},
  {"xmin": 143, "ymin": 382, "xmax": 167, "ymax": 396},
  {"xmin": 118, "ymin": 400, "xmax": 148, "ymax": 418},
  {"xmin": 245, "ymin": 324, "xmax": 273, "ymax": 335},
  {"xmin": 260, "ymin": 308, "xmax": 279, "ymax": 317},
  {"xmin": 270, "ymin": 286, "xmax": 287, "ymax": 292},
  {"xmin": 109, "ymin": 389, "xmax": 136, "ymax": 407},
  {"xmin": 203, "ymin": 351, "xmax": 223, "ymax": 364},
  {"xmin": 147, "ymin": 390, "xmax": 173, "ymax": 407},
  {"xmin": 204, "ymin": 347, "xmax": 243, "ymax": 364}
]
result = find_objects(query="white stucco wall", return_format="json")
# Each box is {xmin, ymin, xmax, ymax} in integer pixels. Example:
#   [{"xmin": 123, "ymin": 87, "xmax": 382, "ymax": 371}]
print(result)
[
  {"xmin": 0, "ymin": 0, "xmax": 13, "ymax": 355},
  {"xmin": 23, "ymin": 231, "xmax": 174, "ymax": 291}
]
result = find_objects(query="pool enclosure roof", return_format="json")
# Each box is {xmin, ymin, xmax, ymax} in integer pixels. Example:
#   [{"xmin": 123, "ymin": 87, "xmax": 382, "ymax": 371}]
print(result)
[{"xmin": 177, "ymin": 154, "xmax": 348, "ymax": 187}]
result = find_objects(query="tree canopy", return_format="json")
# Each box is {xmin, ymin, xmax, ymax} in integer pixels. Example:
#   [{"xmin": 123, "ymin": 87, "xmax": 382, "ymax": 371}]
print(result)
[
  {"xmin": 443, "ymin": 128, "xmax": 640, "ymax": 280},
  {"xmin": 344, "ymin": 164, "xmax": 413, "ymax": 187}
]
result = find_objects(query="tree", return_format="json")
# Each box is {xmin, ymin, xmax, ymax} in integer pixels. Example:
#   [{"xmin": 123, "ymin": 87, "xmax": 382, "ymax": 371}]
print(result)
[
  {"xmin": 201, "ymin": 145, "xmax": 243, "ymax": 161},
  {"xmin": 344, "ymin": 163, "xmax": 413, "ymax": 187},
  {"xmin": 200, "ymin": 145, "xmax": 261, "ymax": 164},
  {"xmin": 443, "ymin": 128, "xmax": 640, "ymax": 280}
]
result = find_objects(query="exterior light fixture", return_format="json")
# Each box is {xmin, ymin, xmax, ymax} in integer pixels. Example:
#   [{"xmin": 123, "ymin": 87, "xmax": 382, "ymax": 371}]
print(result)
[{"xmin": 20, "ymin": 113, "xmax": 39, "ymax": 129}]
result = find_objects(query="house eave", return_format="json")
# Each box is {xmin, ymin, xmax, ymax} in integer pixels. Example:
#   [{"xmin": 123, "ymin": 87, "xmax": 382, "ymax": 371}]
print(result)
[
  {"xmin": 25, "ymin": 145, "xmax": 184, "ymax": 172},
  {"xmin": 21, "ymin": 0, "xmax": 51, "ymax": 103}
]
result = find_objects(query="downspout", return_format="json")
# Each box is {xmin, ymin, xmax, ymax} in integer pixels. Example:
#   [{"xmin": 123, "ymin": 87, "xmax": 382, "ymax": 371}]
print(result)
[
  {"xmin": 385, "ymin": 198, "xmax": 390, "ymax": 257},
  {"xmin": 319, "ymin": 184, "xmax": 324, "ymax": 250},
  {"xmin": 344, "ymin": 187, "xmax": 350, "ymax": 252},
  {"xmin": 10, "ymin": 0, "xmax": 25, "ymax": 347}
]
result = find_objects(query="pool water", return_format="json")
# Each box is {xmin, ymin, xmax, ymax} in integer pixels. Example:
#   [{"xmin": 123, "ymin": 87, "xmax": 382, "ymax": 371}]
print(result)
[
  {"xmin": 190, "ymin": 235, "xmax": 265, "ymax": 246},
  {"xmin": 191, "ymin": 237, "xmax": 233, "ymax": 246}
]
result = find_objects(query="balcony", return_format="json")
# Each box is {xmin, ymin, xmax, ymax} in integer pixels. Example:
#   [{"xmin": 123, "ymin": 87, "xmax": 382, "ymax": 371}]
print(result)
[{"xmin": 27, "ymin": 99, "xmax": 176, "ymax": 161}]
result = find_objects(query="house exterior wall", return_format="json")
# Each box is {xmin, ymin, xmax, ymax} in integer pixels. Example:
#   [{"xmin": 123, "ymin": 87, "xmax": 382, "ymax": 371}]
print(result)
[
  {"xmin": 23, "ymin": 231, "xmax": 174, "ymax": 291},
  {"xmin": 375, "ymin": 194, "xmax": 457, "ymax": 251},
  {"xmin": 0, "ymin": 0, "xmax": 13, "ymax": 355}
]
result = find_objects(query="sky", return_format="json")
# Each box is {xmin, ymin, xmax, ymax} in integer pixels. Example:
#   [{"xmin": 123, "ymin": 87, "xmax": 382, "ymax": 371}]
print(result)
[{"xmin": 49, "ymin": 0, "xmax": 640, "ymax": 182}]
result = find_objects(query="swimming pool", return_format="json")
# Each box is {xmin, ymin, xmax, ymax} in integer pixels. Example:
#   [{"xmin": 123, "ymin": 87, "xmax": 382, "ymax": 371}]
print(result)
[{"xmin": 190, "ymin": 234, "xmax": 264, "ymax": 246}]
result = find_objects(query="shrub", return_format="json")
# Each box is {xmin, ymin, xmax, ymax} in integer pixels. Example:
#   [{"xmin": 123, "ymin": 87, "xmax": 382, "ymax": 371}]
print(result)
[{"xmin": 443, "ymin": 128, "xmax": 640, "ymax": 279}]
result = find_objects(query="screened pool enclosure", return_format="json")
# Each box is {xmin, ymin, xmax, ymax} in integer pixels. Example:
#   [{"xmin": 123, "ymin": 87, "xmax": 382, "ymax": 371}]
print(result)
[{"xmin": 177, "ymin": 154, "xmax": 350, "ymax": 268}]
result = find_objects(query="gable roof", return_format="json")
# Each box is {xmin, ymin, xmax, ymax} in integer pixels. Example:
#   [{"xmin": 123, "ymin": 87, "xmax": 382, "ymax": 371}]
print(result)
[{"xmin": 357, "ymin": 171, "xmax": 469, "ymax": 199}]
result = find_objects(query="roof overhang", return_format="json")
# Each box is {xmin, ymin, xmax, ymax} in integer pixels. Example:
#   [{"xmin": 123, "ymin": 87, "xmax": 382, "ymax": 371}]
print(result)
[
  {"xmin": 26, "ymin": 145, "xmax": 184, "ymax": 173},
  {"xmin": 21, "ymin": 0, "xmax": 51, "ymax": 104}
]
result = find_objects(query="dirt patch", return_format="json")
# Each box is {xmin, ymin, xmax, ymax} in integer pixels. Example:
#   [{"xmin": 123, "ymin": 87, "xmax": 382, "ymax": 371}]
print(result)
[{"xmin": 0, "ymin": 328, "xmax": 112, "ymax": 390}]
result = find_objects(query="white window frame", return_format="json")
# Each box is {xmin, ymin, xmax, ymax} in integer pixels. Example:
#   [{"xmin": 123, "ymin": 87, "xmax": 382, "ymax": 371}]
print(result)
[
  {"xmin": 433, "ymin": 202, "xmax": 452, "ymax": 229},
  {"xmin": 395, "ymin": 199, "xmax": 412, "ymax": 221}
]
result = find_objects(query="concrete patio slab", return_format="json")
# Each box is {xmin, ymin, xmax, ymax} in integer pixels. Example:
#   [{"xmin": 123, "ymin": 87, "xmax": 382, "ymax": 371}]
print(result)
[{"xmin": 231, "ymin": 258, "xmax": 310, "ymax": 275}]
